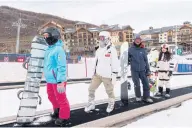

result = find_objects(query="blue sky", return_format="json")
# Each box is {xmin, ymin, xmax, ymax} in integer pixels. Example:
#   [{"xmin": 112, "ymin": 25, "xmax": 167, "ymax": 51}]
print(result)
[{"xmin": 0, "ymin": 0, "xmax": 192, "ymax": 32}]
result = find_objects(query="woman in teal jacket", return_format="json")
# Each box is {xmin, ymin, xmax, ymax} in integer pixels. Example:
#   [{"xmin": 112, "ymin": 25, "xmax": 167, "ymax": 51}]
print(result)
[{"xmin": 43, "ymin": 27, "xmax": 70, "ymax": 126}]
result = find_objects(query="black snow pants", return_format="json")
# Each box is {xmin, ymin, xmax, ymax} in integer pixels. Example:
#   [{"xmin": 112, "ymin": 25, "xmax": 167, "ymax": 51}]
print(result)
[{"xmin": 131, "ymin": 70, "xmax": 150, "ymax": 99}]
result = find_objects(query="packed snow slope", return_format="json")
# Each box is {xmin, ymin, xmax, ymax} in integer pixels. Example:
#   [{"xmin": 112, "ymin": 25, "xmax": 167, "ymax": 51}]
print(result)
[{"xmin": 124, "ymin": 99, "xmax": 192, "ymax": 128}]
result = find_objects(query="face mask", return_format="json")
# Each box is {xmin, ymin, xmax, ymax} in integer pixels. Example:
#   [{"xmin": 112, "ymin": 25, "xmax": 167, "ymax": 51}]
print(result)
[
  {"xmin": 45, "ymin": 36, "xmax": 58, "ymax": 45},
  {"xmin": 99, "ymin": 41, "xmax": 106, "ymax": 48}
]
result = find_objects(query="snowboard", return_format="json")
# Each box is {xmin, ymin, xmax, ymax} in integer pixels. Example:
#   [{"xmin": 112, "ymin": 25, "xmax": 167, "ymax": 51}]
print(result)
[
  {"xmin": 15, "ymin": 36, "xmax": 48, "ymax": 125},
  {"xmin": 120, "ymin": 42, "xmax": 130, "ymax": 105},
  {"xmin": 149, "ymin": 71, "xmax": 158, "ymax": 97}
]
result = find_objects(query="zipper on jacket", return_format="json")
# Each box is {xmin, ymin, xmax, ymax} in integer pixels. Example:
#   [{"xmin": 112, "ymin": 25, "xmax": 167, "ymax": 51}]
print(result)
[
  {"xmin": 137, "ymin": 51, "xmax": 140, "ymax": 71},
  {"xmin": 52, "ymin": 69, "xmax": 57, "ymax": 81}
]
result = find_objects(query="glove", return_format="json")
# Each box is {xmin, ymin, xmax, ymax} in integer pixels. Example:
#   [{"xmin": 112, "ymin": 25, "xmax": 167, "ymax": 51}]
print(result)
[
  {"xmin": 168, "ymin": 71, "xmax": 172, "ymax": 77},
  {"xmin": 112, "ymin": 73, "xmax": 117, "ymax": 85},
  {"xmin": 155, "ymin": 71, "xmax": 158, "ymax": 76},
  {"xmin": 150, "ymin": 62, "xmax": 157, "ymax": 67},
  {"xmin": 146, "ymin": 70, "xmax": 151, "ymax": 77},
  {"xmin": 57, "ymin": 82, "xmax": 66, "ymax": 94}
]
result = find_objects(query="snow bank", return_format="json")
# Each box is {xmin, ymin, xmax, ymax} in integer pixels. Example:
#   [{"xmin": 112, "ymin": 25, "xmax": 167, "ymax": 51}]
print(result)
[{"xmin": 124, "ymin": 99, "xmax": 192, "ymax": 127}]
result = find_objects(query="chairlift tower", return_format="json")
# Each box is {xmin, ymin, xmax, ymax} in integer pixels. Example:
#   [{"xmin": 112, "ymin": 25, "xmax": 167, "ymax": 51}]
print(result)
[{"xmin": 12, "ymin": 17, "xmax": 27, "ymax": 54}]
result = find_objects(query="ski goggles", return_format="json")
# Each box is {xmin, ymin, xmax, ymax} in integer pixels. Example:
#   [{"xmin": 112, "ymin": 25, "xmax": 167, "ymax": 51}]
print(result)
[
  {"xmin": 42, "ymin": 33, "xmax": 51, "ymax": 39},
  {"xmin": 99, "ymin": 36, "xmax": 106, "ymax": 41}
]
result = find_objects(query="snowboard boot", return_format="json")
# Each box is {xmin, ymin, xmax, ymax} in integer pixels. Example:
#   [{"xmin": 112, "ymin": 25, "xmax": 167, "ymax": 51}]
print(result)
[
  {"xmin": 156, "ymin": 87, "xmax": 163, "ymax": 96},
  {"xmin": 165, "ymin": 88, "xmax": 171, "ymax": 98},
  {"xmin": 136, "ymin": 97, "xmax": 142, "ymax": 102},
  {"xmin": 84, "ymin": 100, "xmax": 95, "ymax": 113},
  {"xmin": 106, "ymin": 98, "xmax": 115, "ymax": 113},
  {"xmin": 50, "ymin": 108, "xmax": 59, "ymax": 119},
  {"xmin": 55, "ymin": 118, "xmax": 68, "ymax": 126},
  {"xmin": 143, "ymin": 97, "xmax": 153, "ymax": 103}
]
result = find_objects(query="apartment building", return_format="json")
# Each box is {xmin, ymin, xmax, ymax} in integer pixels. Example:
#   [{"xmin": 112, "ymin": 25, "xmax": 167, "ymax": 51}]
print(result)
[
  {"xmin": 38, "ymin": 21, "xmax": 134, "ymax": 56},
  {"xmin": 177, "ymin": 21, "xmax": 192, "ymax": 51},
  {"xmin": 139, "ymin": 25, "xmax": 182, "ymax": 49}
]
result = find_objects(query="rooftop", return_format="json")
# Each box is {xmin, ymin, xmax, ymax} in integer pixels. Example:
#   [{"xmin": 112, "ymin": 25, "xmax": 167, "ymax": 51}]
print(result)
[{"xmin": 139, "ymin": 25, "xmax": 182, "ymax": 35}]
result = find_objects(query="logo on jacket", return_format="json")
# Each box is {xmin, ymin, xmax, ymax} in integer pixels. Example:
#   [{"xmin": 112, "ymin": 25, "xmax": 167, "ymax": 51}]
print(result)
[
  {"xmin": 105, "ymin": 53, "xmax": 110, "ymax": 57},
  {"xmin": 58, "ymin": 55, "xmax": 61, "ymax": 60}
]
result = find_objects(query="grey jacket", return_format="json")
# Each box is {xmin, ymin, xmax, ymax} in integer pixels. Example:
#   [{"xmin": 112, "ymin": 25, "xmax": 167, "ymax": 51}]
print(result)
[{"xmin": 128, "ymin": 44, "xmax": 150, "ymax": 74}]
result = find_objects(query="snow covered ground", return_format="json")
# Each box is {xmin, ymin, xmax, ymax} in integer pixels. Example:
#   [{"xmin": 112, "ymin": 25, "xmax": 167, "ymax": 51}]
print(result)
[
  {"xmin": 0, "ymin": 58, "xmax": 122, "ymax": 83},
  {"xmin": 1, "ymin": 55, "xmax": 192, "ymax": 83},
  {"xmin": 0, "ymin": 58, "xmax": 96, "ymax": 83},
  {"xmin": 124, "ymin": 99, "xmax": 192, "ymax": 128},
  {"xmin": 1, "ymin": 55, "xmax": 192, "ymax": 126},
  {"xmin": 0, "ymin": 75, "xmax": 192, "ymax": 118}
]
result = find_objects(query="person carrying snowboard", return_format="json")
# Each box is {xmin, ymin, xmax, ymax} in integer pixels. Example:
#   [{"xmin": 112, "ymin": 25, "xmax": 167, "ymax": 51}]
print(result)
[
  {"xmin": 84, "ymin": 31, "xmax": 119, "ymax": 113},
  {"xmin": 155, "ymin": 44, "xmax": 174, "ymax": 98},
  {"xmin": 42, "ymin": 27, "xmax": 70, "ymax": 126},
  {"xmin": 128, "ymin": 34, "xmax": 153, "ymax": 103}
]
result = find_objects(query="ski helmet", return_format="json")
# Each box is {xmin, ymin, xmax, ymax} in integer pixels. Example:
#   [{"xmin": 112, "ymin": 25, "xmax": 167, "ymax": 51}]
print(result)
[
  {"xmin": 161, "ymin": 44, "xmax": 169, "ymax": 50},
  {"xmin": 42, "ymin": 27, "xmax": 61, "ymax": 45},
  {"xmin": 42, "ymin": 27, "xmax": 61, "ymax": 40},
  {"xmin": 98, "ymin": 31, "xmax": 111, "ymax": 48}
]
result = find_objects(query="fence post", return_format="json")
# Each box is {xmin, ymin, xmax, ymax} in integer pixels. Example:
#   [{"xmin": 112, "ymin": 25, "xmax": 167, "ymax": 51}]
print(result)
[{"xmin": 85, "ymin": 57, "xmax": 87, "ymax": 77}]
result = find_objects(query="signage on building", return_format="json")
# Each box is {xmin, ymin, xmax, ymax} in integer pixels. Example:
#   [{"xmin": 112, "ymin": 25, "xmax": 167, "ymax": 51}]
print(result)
[{"xmin": 17, "ymin": 57, "xmax": 24, "ymax": 62}]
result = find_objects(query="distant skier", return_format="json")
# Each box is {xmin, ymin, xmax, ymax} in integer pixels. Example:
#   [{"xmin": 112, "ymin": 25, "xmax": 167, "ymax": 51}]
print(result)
[
  {"xmin": 42, "ymin": 27, "xmax": 70, "ymax": 126},
  {"xmin": 155, "ymin": 44, "xmax": 174, "ymax": 98},
  {"xmin": 84, "ymin": 31, "xmax": 119, "ymax": 113},
  {"xmin": 128, "ymin": 34, "xmax": 153, "ymax": 103}
]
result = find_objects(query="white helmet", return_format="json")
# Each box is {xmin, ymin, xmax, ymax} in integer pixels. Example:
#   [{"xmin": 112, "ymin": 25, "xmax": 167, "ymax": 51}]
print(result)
[
  {"xmin": 99, "ymin": 31, "xmax": 111, "ymax": 47},
  {"xmin": 161, "ymin": 44, "xmax": 169, "ymax": 49},
  {"xmin": 99, "ymin": 31, "xmax": 111, "ymax": 38}
]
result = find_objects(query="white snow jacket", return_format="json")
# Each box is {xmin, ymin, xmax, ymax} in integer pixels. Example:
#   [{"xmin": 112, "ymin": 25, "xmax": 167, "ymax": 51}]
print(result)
[
  {"xmin": 156, "ymin": 54, "xmax": 174, "ymax": 72},
  {"xmin": 93, "ymin": 44, "xmax": 119, "ymax": 78},
  {"xmin": 156, "ymin": 53, "xmax": 174, "ymax": 80}
]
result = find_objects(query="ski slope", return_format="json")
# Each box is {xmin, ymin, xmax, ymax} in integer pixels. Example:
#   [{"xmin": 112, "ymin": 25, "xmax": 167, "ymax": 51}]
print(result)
[
  {"xmin": 124, "ymin": 99, "xmax": 192, "ymax": 128},
  {"xmin": 0, "ymin": 75, "xmax": 192, "ymax": 119}
]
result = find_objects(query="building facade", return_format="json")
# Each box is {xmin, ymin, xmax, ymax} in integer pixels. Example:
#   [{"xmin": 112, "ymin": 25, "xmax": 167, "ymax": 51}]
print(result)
[
  {"xmin": 177, "ymin": 21, "xmax": 192, "ymax": 52},
  {"xmin": 38, "ymin": 21, "xmax": 134, "ymax": 56}
]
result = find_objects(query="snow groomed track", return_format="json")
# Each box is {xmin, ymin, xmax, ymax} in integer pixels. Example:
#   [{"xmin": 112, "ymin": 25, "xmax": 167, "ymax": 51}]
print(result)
[{"xmin": 1, "ymin": 86, "xmax": 192, "ymax": 127}]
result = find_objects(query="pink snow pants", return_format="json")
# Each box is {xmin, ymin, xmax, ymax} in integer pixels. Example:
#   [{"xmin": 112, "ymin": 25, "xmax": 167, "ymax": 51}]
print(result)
[{"xmin": 47, "ymin": 83, "xmax": 70, "ymax": 119}]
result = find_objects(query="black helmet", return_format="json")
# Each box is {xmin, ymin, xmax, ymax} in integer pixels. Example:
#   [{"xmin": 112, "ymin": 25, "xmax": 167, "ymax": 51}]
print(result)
[{"xmin": 42, "ymin": 27, "xmax": 61, "ymax": 40}]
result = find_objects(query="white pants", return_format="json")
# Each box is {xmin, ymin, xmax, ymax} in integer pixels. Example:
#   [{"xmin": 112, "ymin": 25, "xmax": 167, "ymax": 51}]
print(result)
[{"xmin": 157, "ymin": 72, "xmax": 171, "ymax": 88}]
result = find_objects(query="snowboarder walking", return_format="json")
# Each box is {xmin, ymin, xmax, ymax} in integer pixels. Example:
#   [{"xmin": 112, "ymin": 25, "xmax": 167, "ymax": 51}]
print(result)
[
  {"xmin": 84, "ymin": 31, "xmax": 119, "ymax": 113},
  {"xmin": 42, "ymin": 27, "xmax": 70, "ymax": 126},
  {"xmin": 155, "ymin": 44, "xmax": 174, "ymax": 98},
  {"xmin": 128, "ymin": 34, "xmax": 153, "ymax": 103}
]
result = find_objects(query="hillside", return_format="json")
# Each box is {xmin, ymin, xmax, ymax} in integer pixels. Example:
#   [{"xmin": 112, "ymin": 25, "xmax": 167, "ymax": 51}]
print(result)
[{"xmin": 0, "ymin": 6, "xmax": 97, "ymax": 40}]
